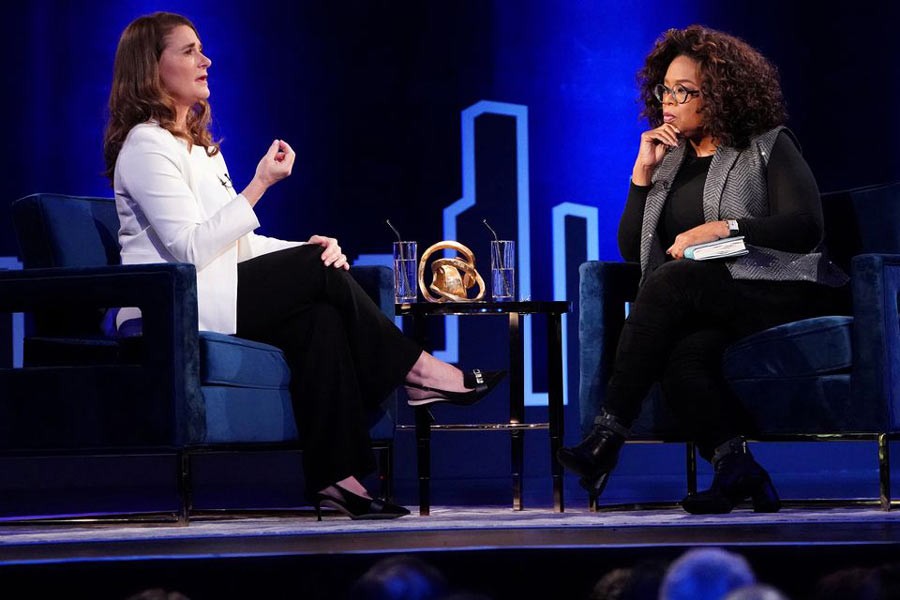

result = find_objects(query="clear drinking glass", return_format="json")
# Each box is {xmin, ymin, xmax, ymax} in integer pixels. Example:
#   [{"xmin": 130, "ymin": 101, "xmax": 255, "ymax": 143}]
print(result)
[
  {"xmin": 490, "ymin": 240, "xmax": 515, "ymax": 301},
  {"xmin": 393, "ymin": 241, "xmax": 418, "ymax": 303}
]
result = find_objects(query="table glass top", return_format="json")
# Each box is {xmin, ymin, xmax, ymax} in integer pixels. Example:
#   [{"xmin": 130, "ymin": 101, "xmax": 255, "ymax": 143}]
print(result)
[{"xmin": 395, "ymin": 300, "xmax": 570, "ymax": 316}]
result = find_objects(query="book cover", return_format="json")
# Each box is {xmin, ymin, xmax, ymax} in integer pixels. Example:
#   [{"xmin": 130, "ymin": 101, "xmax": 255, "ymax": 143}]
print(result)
[{"xmin": 683, "ymin": 236, "xmax": 748, "ymax": 261}]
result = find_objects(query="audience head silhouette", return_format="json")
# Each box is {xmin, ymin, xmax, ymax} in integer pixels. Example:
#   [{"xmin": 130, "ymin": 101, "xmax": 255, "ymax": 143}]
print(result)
[
  {"xmin": 724, "ymin": 583, "xmax": 790, "ymax": 600},
  {"xmin": 590, "ymin": 567, "xmax": 633, "ymax": 600},
  {"xmin": 124, "ymin": 589, "xmax": 191, "ymax": 600},
  {"xmin": 349, "ymin": 555, "xmax": 449, "ymax": 600},
  {"xmin": 813, "ymin": 565, "xmax": 882, "ymax": 600},
  {"xmin": 660, "ymin": 547, "xmax": 756, "ymax": 600},
  {"xmin": 589, "ymin": 559, "xmax": 667, "ymax": 600}
]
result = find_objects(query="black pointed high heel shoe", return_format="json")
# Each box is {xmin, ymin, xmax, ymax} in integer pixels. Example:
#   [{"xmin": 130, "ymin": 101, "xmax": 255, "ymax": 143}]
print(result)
[
  {"xmin": 314, "ymin": 484, "xmax": 410, "ymax": 521},
  {"xmin": 404, "ymin": 369, "xmax": 507, "ymax": 407}
]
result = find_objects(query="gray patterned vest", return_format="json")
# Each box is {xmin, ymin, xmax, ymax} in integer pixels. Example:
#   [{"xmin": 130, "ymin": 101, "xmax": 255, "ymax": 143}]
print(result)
[{"xmin": 638, "ymin": 126, "xmax": 847, "ymax": 287}]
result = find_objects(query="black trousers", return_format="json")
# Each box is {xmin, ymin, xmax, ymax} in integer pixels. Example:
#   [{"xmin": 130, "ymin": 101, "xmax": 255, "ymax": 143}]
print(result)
[
  {"xmin": 604, "ymin": 259, "xmax": 849, "ymax": 460},
  {"xmin": 236, "ymin": 245, "xmax": 421, "ymax": 494}
]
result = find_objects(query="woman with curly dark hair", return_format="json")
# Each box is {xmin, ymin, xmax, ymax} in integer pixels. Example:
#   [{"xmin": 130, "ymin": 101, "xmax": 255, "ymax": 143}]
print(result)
[{"xmin": 557, "ymin": 25, "xmax": 848, "ymax": 514}]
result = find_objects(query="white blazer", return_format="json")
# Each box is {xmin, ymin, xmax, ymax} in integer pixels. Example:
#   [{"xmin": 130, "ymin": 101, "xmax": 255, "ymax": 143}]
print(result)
[{"xmin": 114, "ymin": 123, "xmax": 302, "ymax": 334}]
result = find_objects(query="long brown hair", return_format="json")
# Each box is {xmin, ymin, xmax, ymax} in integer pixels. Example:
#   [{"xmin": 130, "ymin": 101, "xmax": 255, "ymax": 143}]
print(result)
[
  {"xmin": 103, "ymin": 12, "xmax": 219, "ymax": 183},
  {"xmin": 637, "ymin": 25, "xmax": 787, "ymax": 149}
]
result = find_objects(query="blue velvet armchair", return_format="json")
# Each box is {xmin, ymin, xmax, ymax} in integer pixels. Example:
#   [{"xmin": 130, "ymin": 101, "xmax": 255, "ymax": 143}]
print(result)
[
  {"xmin": 578, "ymin": 181, "xmax": 900, "ymax": 510},
  {"xmin": 0, "ymin": 193, "xmax": 397, "ymax": 523}
]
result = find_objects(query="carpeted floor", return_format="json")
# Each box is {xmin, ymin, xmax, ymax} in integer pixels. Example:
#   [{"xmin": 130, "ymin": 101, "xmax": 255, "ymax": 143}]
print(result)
[
  {"xmin": 0, "ymin": 505, "xmax": 898, "ymax": 600},
  {"xmin": 1, "ymin": 503, "xmax": 898, "ymax": 559}
]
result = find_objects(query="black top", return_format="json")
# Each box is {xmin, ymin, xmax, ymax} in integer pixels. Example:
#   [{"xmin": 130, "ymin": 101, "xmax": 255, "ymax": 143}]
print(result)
[
  {"xmin": 617, "ymin": 131, "xmax": 823, "ymax": 262},
  {"xmin": 657, "ymin": 148, "xmax": 712, "ymax": 249}
]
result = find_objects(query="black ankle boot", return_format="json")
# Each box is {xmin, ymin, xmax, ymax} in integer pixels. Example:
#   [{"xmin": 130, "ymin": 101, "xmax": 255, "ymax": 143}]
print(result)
[
  {"xmin": 557, "ymin": 410, "xmax": 629, "ymax": 497},
  {"xmin": 681, "ymin": 437, "xmax": 781, "ymax": 514}
]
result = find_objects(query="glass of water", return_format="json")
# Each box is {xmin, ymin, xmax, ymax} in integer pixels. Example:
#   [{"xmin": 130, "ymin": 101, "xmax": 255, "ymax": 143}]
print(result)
[
  {"xmin": 393, "ymin": 241, "xmax": 418, "ymax": 303},
  {"xmin": 490, "ymin": 240, "xmax": 515, "ymax": 302}
]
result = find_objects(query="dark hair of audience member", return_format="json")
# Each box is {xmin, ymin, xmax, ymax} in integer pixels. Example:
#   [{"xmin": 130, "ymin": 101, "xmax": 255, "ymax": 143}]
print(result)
[
  {"xmin": 723, "ymin": 583, "xmax": 790, "ymax": 600},
  {"xmin": 125, "ymin": 589, "xmax": 191, "ymax": 600},
  {"xmin": 589, "ymin": 559, "xmax": 667, "ymax": 600},
  {"xmin": 590, "ymin": 568, "xmax": 632, "ymax": 600},
  {"xmin": 813, "ymin": 565, "xmax": 883, "ymax": 600},
  {"xmin": 875, "ymin": 561, "xmax": 900, "ymax": 600}
]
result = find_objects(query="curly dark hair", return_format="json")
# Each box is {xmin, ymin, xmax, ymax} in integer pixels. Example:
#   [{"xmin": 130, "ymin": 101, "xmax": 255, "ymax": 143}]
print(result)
[{"xmin": 637, "ymin": 25, "xmax": 787, "ymax": 149}]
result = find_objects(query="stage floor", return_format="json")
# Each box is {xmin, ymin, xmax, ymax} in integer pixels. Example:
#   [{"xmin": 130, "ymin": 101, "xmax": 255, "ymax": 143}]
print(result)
[
  {"xmin": 2, "ymin": 504, "xmax": 900, "ymax": 560},
  {"xmin": 0, "ymin": 504, "xmax": 898, "ymax": 599}
]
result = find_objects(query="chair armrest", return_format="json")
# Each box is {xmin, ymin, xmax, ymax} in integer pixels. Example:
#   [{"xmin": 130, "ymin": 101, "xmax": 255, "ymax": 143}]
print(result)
[
  {"xmin": 578, "ymin": 261, "xmax": 641, "ymax": 436},
  {"xmin": 0, "ymin": 263, "xmax": 205, "ymax": 445},
  {"xmin": 0, "ymin": 262, "xmax": 196, "ymax": 310},
  {"xmin": 851, "ymin": 254, "xmax": 900, "ymax": 431}
]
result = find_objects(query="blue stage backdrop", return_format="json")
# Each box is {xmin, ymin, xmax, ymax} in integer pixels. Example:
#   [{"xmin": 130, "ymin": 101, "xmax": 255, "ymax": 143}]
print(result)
[{"xmin": 3, "ymin": 1, "xmax": 899, "ymax": 506}]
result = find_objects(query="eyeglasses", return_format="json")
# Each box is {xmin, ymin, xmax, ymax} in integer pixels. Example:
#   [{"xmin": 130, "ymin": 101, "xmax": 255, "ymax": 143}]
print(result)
[{"xmin": 653, "ymin": 83, "xmax": 701, "ymax": 104}]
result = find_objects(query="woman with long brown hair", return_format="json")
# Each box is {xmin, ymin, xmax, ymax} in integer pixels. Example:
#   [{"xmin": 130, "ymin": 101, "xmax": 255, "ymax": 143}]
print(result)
[{"xmin": 104, "ymin": 12, "xmax": 504, "ymax": 520}]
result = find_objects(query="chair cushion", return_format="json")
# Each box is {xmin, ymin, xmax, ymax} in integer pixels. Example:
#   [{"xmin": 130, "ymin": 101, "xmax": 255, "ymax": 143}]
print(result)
[
  {"xmin": 116, "ymin": 320, "xmax": 291, "ymax": 389},
  {"xmin": 201, "ymin": 386, "xmax": 298, "ymax": 444},
  {"xmin": 722, "ymin": 316, "xmax": 871, "ymax": 433},
  {"xmin": 722, "ymin": 316, "xmax": 853, "ymax": 380},
  {"xmin": 727, "ymin": 374, "xmax": 869, "ymax": 434},
  {"xmin": 199, "ymin": 331, "xmax": 291, "ymax": 389},
  {"xmin": 196, "ymin": 333, "xmax": 296, "ymax": 444}
]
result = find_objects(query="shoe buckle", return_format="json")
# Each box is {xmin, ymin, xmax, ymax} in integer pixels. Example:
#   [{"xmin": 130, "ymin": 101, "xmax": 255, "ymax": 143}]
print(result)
[{"xmin": 473, "ymin": 368, "xmax": 484, "ymax": 385}]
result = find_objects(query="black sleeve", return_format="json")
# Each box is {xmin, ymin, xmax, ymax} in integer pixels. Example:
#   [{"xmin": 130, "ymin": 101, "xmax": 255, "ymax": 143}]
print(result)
[
  {"xmin": 737, "ymin": 130, "xmax": 823, "ymax": 252},
  {"xmin": 618, "ymin": 181, "xmax": 650, "ymax": 262}
]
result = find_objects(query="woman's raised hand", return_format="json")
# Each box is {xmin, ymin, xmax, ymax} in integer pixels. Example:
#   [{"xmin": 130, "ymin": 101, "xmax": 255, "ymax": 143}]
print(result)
[
  {"xmin": 632, "ymin": 124, "xmax": 681, "ymax": 186},
  {"xmin": 256, "ymin": 139, "xmax": 295, "ymax": 186},
  {"xmin": 241, "ymin": 139, "xmax": 297, "ymax": 207}
]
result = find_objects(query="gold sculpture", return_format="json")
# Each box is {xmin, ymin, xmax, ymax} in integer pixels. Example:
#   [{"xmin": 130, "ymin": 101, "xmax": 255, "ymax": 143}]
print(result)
[{"xmin": 418, "ymin": 241, "xmax": 486, "ymax": 302}]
